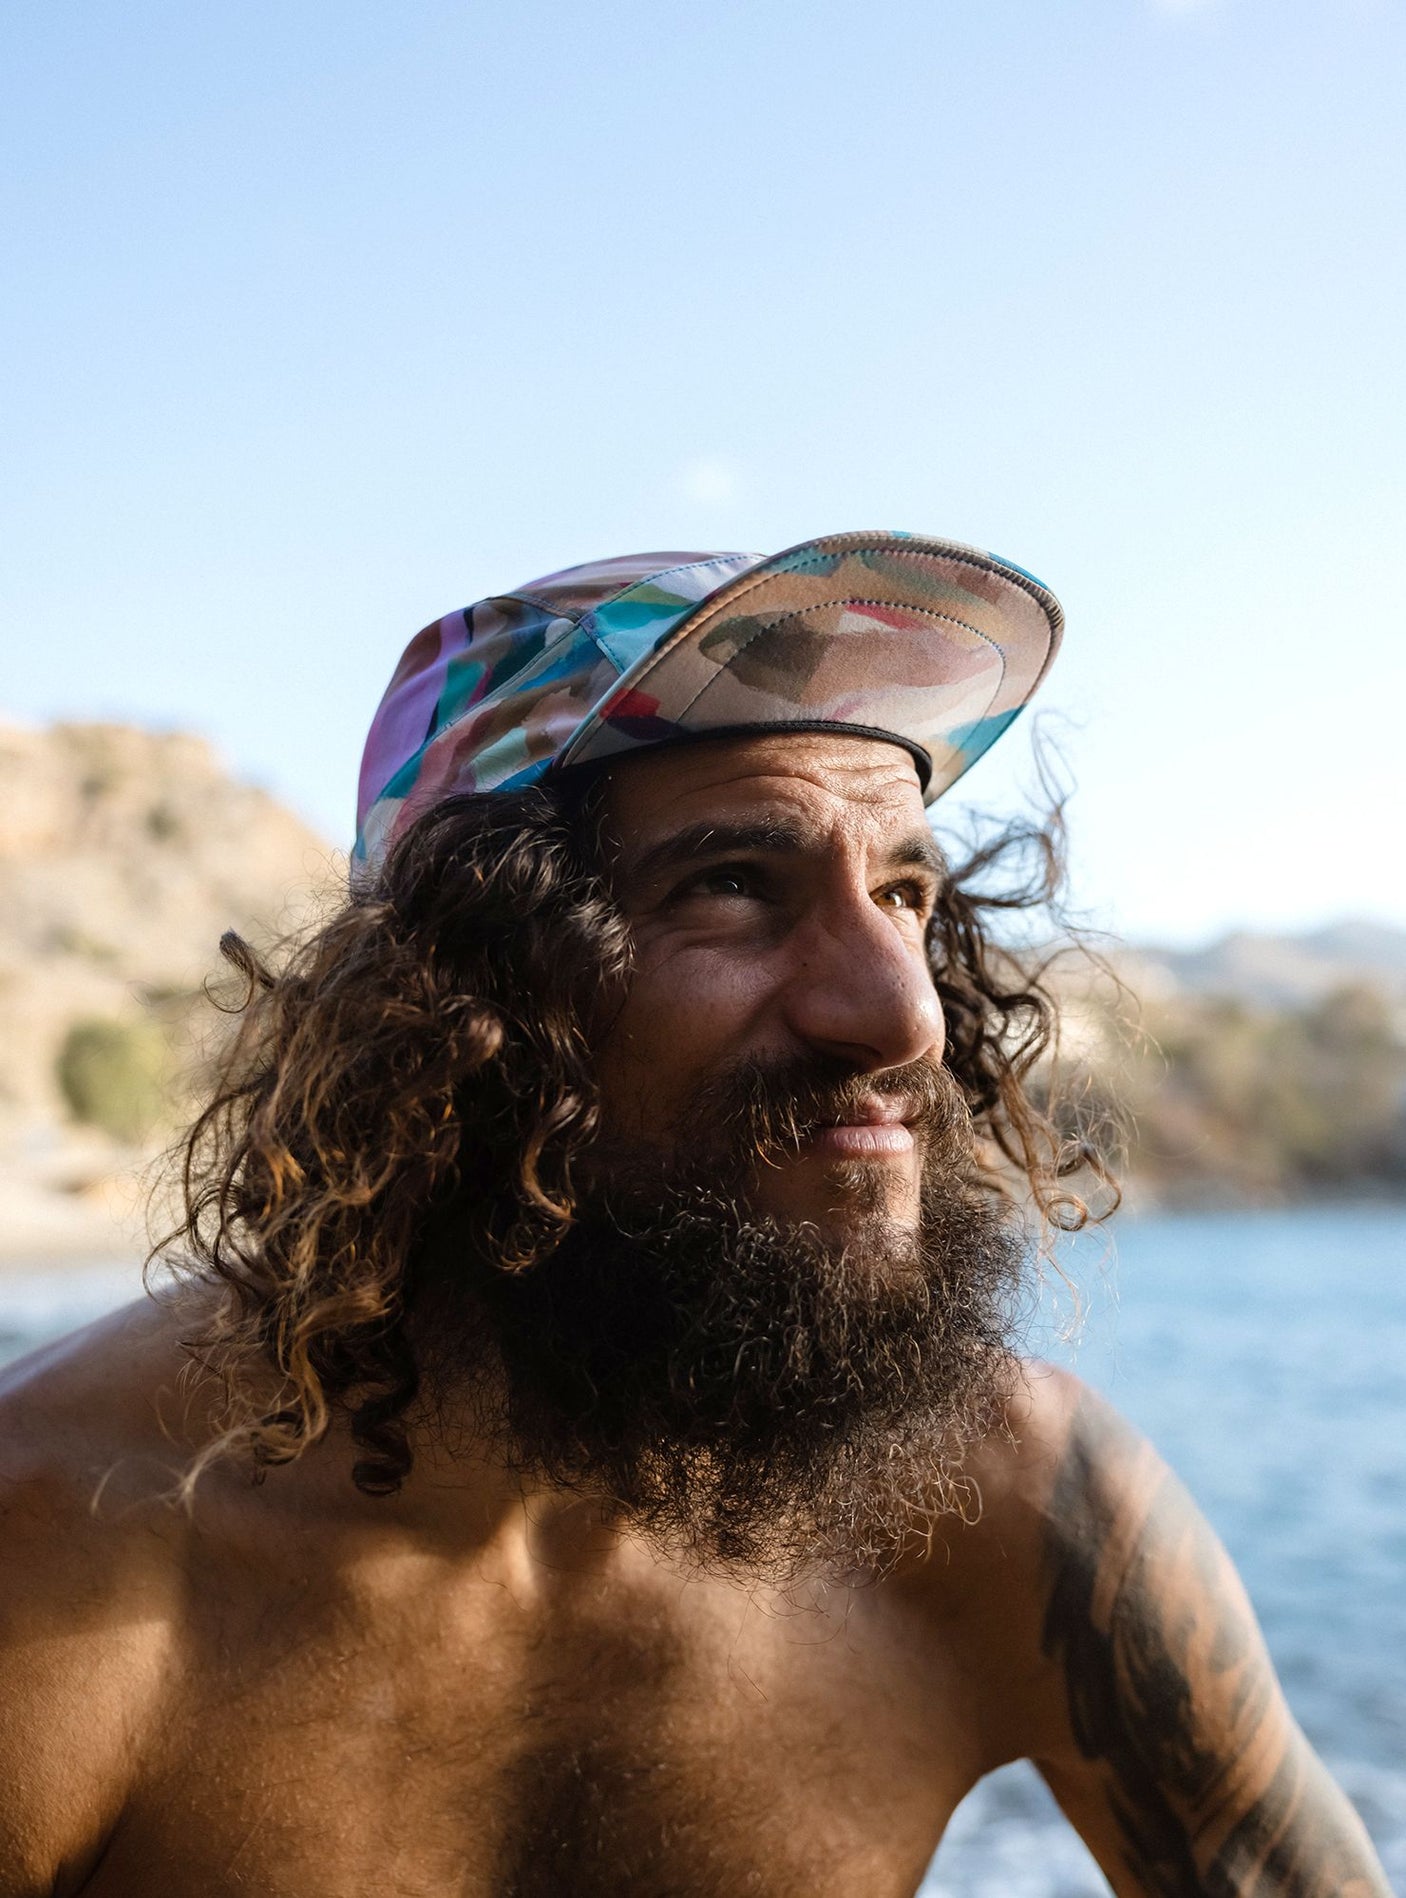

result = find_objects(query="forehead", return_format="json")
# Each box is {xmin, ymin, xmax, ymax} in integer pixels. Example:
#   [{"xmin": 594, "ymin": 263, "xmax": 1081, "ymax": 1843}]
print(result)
[{"xmin": 602, "ymin": 732, "xmax": 929, "ymax": 850}]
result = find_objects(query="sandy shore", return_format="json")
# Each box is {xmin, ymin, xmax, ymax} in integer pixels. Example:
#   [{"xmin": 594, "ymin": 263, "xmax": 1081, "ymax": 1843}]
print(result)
[{"xmin": 0, "ymin": 1133, "xmax": 164, "ymax": 1274}]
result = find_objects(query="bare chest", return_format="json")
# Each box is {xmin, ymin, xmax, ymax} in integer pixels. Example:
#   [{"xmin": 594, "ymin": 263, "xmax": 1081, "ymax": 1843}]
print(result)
[{"xmin": 86, "ymin": 1568, "xmax": 984, "ymax": 1898}]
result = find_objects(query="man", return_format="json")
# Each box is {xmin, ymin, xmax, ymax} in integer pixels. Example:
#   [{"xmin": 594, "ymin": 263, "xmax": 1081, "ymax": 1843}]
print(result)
[{"xmin": 0, "ymin": 533, "xmax": 1389, "ymax": 1895}]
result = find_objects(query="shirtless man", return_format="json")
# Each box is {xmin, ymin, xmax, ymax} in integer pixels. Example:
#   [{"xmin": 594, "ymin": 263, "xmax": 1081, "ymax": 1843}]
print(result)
[{"xmin": 0, "ymin": 534, "xmax": 1390, "ymax": 1896}]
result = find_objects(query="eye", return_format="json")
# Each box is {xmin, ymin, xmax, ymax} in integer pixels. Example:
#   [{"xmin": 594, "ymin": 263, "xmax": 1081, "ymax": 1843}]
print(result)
[
  {"xmin": 671, "ymin": 863, "xmax": 759, "ymax": 902},
  {"xmin": 875, "ymin": 879, "xmax": 932, "ymax": 914}
]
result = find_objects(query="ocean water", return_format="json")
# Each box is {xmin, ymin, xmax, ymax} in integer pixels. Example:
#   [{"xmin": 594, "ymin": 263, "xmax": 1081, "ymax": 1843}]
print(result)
[
  {"xmin": 923, "ymin": 1204, "xmax": 1406, "ymax": 1896},
  {"xmin": 2, "ymin": 1207, "xmax": 1403, "ymax": 1894}
]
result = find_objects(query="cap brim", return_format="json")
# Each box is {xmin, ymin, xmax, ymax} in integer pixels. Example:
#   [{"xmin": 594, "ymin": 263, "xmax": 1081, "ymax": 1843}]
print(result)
[{"xmin": 555, "ymin": 531, "xmax": 1063, "ymax": 803}]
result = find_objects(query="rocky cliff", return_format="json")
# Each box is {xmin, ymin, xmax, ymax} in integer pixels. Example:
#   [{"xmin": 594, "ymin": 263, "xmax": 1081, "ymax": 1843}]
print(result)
[
  {"xmin": 0, "ymin": 721, "xmax": 340, "ymax": 1261},
  {"xmin": 2, "ymin": 719, "xmax": 1402, "ymax": 1263}
]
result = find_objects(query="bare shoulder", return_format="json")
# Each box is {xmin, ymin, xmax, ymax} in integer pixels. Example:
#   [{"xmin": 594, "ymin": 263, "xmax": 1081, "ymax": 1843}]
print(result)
[
  {"xmin": 966, "ymin": 1354, "xmax": 1089, "ymax": 1516},
  {"xmin": 912, "ymin": 1362, "xmax": 1390, "ymax": 1895},
  {"xmin": 0, "ymin": 1296, "xmax": 198, "ymax": 1896},
  {"xmin": 909, "ymin": 1358, "xmax": 1090, "ymax": 1591}
]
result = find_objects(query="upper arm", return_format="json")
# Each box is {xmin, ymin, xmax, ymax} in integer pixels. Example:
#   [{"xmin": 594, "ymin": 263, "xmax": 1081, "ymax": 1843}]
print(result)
[
  {"xmin": 1031, "ymin": 1378, "xmax": 1390, "ymax": 1896},
  {"xmin": 0, "ymin": 1340, "xmax": 177, "ymax": 1897},
  {"xmin": 0, "ymin": 1484, "xmax": 144, "ymax": 1895}
]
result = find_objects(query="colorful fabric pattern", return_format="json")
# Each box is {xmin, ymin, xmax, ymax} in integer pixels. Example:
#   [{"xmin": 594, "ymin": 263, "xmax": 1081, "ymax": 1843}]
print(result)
[{"xmin": 353, "ymin": 532, "xmax": 1063, "ymax": 872}]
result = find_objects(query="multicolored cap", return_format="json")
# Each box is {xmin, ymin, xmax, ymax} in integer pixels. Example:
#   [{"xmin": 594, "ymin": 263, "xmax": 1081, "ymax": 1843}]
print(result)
[{"xmin": 354, "ymin": 530, "xmax": 1063, "ymax": 872}]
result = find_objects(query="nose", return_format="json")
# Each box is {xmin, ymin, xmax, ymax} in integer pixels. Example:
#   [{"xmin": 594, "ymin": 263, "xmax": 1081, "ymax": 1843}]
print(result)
[{"xmin": 779, "ymin": 888, "xmax": 945, "ymax": 1075}]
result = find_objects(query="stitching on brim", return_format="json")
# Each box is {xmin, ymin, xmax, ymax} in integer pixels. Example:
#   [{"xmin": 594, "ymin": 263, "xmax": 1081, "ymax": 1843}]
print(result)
[
  {"xmin": 664, "ymin": 597, "xmax": 1008, "ymax": 727},
  {"xmin": 649, "ymin": 542, "xmax": 1057, "ymax": 669},
  {"xmin": 801, "ymin": 534, "xmax": 1063, "ymax": 624}
]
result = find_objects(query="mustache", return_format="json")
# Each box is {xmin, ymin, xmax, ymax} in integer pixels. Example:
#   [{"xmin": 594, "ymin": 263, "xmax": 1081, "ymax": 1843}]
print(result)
[
  {"xmin": 464, "ymin": 1049, "xmax": 1021, "ymax": 1577},
  {"xmin": 672, "ymin": 1051, "xmax": 972, "ymax": 1171}
]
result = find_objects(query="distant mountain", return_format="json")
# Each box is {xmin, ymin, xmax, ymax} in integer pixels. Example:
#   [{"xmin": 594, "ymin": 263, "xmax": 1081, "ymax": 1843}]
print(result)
[
  {"xmin": 1133, "ymin": 919, "xmax": 1406, "ymax": 1011},
  {"xmin": 0, "ymin": 718, "xmax": 1400, "ymax": 1261},
  {"xmin": 1297, "ymin": 918, "xmax": 1406, "ymax": 974}
]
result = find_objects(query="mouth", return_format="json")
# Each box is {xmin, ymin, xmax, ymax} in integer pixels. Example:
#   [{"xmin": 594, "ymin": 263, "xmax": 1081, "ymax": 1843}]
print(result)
[{"xmin": 798, "ymin": 1098, "xmax": 915, "ymax": 1161}]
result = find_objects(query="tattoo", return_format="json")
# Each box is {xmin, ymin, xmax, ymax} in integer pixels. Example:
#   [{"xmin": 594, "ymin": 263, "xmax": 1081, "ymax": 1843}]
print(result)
[{"xmin": 1039, "ymin": 1398, "xmax": 1390, "ymax": 1896}]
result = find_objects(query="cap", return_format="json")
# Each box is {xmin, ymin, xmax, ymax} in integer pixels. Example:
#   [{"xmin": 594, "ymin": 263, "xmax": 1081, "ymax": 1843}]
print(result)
[{"xmin": 353, "ymin": 530, "xmax": 1063, "ymax": 871}]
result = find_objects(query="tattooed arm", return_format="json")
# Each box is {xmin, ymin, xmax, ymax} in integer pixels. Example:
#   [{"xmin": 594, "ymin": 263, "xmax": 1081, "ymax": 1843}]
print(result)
[{"xmin": 1032, "ymin": 1380, "xmax": 1391, "ymax": 1898}]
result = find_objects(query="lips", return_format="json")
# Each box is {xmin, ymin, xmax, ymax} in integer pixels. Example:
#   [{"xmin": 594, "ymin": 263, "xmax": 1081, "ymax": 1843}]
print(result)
[{"xmin": 802, "ymin": 1097, "xmax": 916, "ymax": 1159}]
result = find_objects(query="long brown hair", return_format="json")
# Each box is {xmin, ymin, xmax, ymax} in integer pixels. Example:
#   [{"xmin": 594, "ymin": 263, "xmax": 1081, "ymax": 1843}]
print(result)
[{"xmin": 159, "ymin": 773, "xmax": 1116, "ymax": 1496}]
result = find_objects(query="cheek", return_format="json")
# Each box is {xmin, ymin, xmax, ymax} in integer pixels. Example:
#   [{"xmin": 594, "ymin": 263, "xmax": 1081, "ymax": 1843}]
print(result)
[{"xmin": 596, "ymin": 947, "xmax": 769, "ymax": 1133}]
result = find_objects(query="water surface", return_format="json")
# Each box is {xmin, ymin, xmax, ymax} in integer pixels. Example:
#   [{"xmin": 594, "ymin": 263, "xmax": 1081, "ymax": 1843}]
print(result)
[
  {"xmin": 2, "ymin": 1207, "xmax": 1401, "ymax": 1894},
  {"xmin": 924, "ymin": 1205, "xmax": 1406, "ymax": 1895}
]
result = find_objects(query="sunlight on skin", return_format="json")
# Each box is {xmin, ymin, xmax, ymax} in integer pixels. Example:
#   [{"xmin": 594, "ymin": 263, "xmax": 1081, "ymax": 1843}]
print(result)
[{"xmin": 596, "ymin": 732, "xmax": 947, "ymax": 1236}]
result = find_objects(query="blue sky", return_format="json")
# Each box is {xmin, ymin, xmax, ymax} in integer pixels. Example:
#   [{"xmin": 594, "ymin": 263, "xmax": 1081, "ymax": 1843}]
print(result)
[{"xmin": 3, "ymin": 0, "xmax": 1402, "ymax": 945}]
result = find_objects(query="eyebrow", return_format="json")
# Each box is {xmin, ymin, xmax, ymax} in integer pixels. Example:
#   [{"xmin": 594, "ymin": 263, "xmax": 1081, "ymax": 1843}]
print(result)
[{"xmin": 623, "ymin": 817, "xmax": 947, "ymax": 888}]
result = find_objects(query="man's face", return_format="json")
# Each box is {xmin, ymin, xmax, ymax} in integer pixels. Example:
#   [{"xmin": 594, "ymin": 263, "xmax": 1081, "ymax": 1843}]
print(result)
[
  {"xmin": 595, "ymin": 732, "xmax": 947, "ymax": 1236},
  {"xmin": 458, "ymin": 733, "xmax": 1024, "ymax": 1571}
]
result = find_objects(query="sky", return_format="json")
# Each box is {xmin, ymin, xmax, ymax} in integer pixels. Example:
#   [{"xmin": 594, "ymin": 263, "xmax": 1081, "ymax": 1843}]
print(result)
[{"xmin": 2, "ymin": 0, "xmax": 1403, "ymax": 946}]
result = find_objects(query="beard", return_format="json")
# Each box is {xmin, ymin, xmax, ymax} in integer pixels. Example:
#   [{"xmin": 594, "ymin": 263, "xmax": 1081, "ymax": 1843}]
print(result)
[{"xmin": 428, "ymin": 1054, "xmax": 1029, "ymax": 1579}]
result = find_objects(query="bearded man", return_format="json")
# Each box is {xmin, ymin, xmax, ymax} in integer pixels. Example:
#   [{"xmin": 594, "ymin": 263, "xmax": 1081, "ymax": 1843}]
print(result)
[{"xmin": 0, "ymin": 534, "xmax": 1388, "ymax": 1896}]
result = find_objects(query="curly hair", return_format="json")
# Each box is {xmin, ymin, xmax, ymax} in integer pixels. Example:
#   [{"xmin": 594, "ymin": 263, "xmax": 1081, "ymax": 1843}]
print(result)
[{"xmin": 158, "ymin": 771, "xmax": 1117, "ymax": 1497}]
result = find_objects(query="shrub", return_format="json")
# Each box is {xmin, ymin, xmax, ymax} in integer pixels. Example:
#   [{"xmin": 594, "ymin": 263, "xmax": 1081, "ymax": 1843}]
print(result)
[{"xmin": 56, "ymin": 1016, "xmax": 171, "ymax": 1143}]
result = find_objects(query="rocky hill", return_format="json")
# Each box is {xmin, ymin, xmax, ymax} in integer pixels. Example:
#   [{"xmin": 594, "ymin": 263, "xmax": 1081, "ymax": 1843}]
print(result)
[
  {"xmin": 1, "ymin": 718, "xmax": 1402, "ymax": 1263},
  {"xmin": 1059, "ymin": 924, "xmax": 1406, "ymax": 1208},
  {"xmin": 0, "ymin": 721, "xmax": 340, "ymax": 1262}
]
